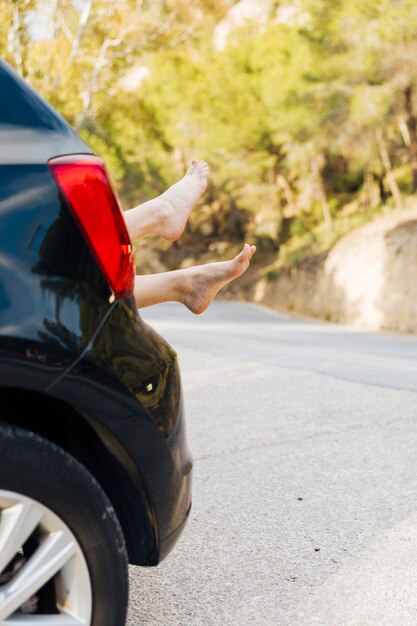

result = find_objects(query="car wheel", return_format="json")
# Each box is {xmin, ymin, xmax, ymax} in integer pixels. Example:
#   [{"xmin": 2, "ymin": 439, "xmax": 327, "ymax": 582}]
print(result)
[{"xmin": 0, "ymin": 424, "xmax": 129, "ymax": 625}]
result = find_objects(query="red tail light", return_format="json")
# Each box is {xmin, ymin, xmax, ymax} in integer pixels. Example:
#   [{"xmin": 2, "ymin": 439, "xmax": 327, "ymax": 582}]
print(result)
[{"xmin": 48, "ymin": 154, "xmax": 135, "ymax": 300}]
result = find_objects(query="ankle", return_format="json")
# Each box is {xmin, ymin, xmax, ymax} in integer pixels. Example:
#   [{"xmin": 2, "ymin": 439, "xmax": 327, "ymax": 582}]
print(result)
[
  {"xmin": 178, "ymin": 267, "xmax": 198, "ymax": 310},
  {"xmin": 153, "ymin": 197, "xmax": 182, "ymax": 241},
  {"xmin": 154, "ymin": 196, "xmax": 171, "ymax": 224}
]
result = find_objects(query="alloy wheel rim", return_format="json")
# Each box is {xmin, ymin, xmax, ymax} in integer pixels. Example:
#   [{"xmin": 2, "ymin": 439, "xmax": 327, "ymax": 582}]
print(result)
[{"xmin": 0, "ymin": 489, "xmax": 92, "ymax": 625}]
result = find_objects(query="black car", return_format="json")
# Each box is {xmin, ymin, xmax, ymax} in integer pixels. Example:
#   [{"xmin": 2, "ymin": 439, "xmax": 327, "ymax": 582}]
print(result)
[{"xmin": 0, "ymin": 58, "xmax": 192, "ymax": 625}]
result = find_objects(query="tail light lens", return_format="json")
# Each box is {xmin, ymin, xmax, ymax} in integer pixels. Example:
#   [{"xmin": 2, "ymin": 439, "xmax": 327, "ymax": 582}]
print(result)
[{"xmin": 48, "ymin": 154, "xmax": 135, "ymax": 300}]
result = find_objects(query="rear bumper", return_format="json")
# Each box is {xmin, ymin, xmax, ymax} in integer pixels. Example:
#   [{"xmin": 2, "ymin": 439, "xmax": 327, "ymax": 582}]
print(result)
[{"xmin": 159, "ymin": 501, "xmax": 192, "ymax": 561}]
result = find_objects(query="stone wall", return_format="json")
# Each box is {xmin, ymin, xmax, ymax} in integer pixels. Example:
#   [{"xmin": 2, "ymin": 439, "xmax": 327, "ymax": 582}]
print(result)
[{"xmin": 254, "ymin": 207, "xmax": 417, "ymax": 333}]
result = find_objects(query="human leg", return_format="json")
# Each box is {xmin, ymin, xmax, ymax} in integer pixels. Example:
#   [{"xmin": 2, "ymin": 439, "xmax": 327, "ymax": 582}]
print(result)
[
  {"xmin": 123, "ymin": 160, "xmax": 209, "ymax": 242},
  {"xmin": 134, "ymin": 243, "xmax": 256, "ymax": 314}
]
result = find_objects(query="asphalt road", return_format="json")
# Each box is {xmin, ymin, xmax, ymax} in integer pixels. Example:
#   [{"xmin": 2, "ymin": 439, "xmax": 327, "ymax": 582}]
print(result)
[{"xmin": 127, "ymin": 301, "xmax": 417, "ymax": 626}]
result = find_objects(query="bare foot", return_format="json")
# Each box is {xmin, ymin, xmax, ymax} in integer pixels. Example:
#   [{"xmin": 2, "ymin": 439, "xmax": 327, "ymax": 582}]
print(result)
[
  {"xmin": 157, "ymin": 160, "xmax": 209, "ymax": 241},
  {"xmin": 183, "ymin": 243, "xmax": 256, "ymax": 314}
]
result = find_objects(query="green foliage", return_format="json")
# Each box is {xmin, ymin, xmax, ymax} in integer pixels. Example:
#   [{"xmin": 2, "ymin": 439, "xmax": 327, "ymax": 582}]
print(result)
[{"xmin": 2, "ymin": 0, "xmax": 417, "ymax": 267}]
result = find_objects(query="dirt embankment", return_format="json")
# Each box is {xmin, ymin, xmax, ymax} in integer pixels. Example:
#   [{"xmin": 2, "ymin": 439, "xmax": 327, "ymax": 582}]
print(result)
[{"xmin": 241, "ymin": 207, "xmax": 417, "ymax": 333}]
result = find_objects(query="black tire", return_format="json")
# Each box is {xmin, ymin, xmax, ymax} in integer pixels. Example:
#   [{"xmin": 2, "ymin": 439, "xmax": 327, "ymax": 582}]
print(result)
[{"xmin": 0, "ymin": 423, "xmax": 129, "ymax": 625}]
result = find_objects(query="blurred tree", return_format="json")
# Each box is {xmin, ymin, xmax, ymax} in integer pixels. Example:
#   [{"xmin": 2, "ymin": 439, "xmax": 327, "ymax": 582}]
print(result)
[{"xmin": 2, "ymin": 0, "xmax": 417, "ymax": 268}]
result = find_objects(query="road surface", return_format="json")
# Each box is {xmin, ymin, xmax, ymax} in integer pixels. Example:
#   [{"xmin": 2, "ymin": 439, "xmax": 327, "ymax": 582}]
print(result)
[{"xmin": 127, "ymin": 301, "xmax": 417, "ymax": 626}]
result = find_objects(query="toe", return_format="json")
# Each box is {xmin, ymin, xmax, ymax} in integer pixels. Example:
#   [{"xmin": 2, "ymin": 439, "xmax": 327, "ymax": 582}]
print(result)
[
  {"xmin": 186, "ymin": 160, "xmax": 198, "ymax": 175},
  {"xmin": 196, "ymin": 160, "xmax": 209, "ymax": 175}
]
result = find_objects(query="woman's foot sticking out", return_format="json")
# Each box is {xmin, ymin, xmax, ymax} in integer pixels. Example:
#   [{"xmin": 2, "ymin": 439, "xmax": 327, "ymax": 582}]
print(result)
[
  {"xmin": 124, "ymin": 160, "xmax": 209, "ymax": 242},
  {"xmin": 158, "ymin": 160, "xmax": 209, "ymax": 241},
  {"xmin": 134, "ymin": 244, "xmax": 256, "ymax": 312},
  {"xmin": 182, "ymin": 243, "xmax": 256, "ymax": 314}
]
